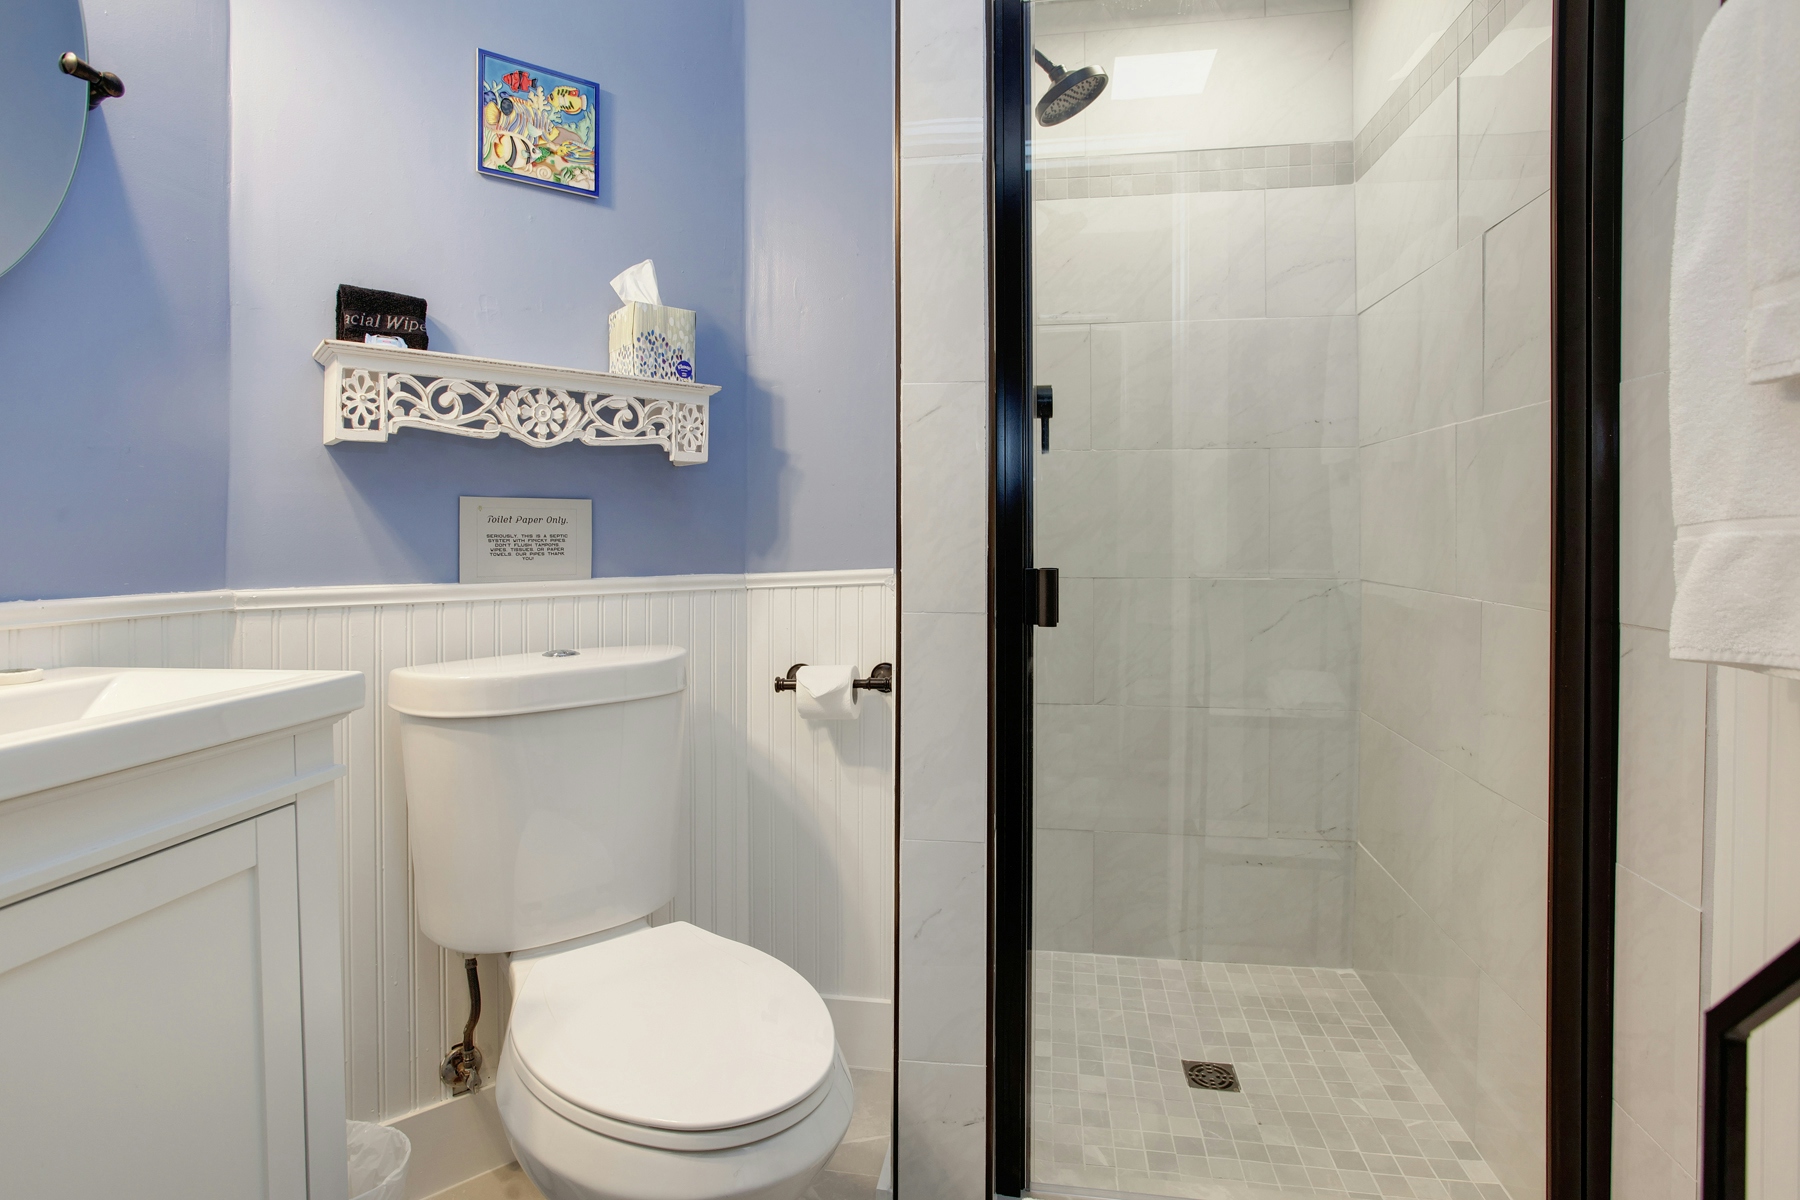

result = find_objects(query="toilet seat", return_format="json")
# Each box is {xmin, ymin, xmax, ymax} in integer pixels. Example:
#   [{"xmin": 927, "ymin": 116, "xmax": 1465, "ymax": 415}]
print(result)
[{"xmin": 507, "ymin": 922, "xmax": 837, "ymax": 1148}]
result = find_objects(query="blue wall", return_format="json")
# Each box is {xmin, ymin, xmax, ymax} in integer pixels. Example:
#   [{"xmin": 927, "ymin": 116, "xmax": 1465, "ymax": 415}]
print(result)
[
  {"xmin": 0, "ymin": 0, "xmax": 896, "ymax": 602},
  {"xmin": 0, "ymin": 0, "xmax": 232, "ymax": 600},
  {"xmin": 743, "ymin": 3, "xmax": 896, "ymax": 573},
  {"xmin": 227, "ymin": 0, "xmax": 749, "ymax": 587}
]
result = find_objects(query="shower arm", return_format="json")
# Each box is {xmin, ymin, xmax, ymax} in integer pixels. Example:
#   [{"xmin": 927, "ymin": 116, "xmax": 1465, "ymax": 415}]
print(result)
[{"xmin": 1033, "ymin": 48, "xmax": 1067, "ymax": 83}]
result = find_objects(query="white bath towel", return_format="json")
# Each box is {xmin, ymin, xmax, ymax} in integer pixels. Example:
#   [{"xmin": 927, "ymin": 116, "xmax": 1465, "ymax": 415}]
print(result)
[{"xmin": 1669, "ymin": 0, "xmax": 1800, "ymax": 671}]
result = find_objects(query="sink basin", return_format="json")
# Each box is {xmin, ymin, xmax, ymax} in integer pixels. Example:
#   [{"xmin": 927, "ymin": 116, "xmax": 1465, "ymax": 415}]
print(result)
[{"xmin": 0, "ymin": 667, "xmax": 366, "ymax": 802}]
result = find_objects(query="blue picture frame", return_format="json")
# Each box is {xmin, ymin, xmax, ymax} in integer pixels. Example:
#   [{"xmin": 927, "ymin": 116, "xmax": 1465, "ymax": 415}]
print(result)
[{"xmin": 476, "ymin": 49, "xmax": 598, "ymax": 198}]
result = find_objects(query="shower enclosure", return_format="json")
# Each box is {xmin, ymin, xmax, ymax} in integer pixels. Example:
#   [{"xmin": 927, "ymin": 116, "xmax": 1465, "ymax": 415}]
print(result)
[{"xmin": 997, "ymin": 2, "xmax": 1568, "ymax": 1198}]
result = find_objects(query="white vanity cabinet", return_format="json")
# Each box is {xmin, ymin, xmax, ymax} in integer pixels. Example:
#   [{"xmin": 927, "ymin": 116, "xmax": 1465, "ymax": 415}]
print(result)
[{"xmin": 0, "ymin": 668, "xmax": 363, "ymax": 1200}]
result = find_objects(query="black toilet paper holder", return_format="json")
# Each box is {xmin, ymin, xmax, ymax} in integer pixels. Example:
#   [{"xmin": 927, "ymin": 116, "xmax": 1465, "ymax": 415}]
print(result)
[{"xmin": 774, "ymin": 662, "xmax": 893, "ymax": 694}]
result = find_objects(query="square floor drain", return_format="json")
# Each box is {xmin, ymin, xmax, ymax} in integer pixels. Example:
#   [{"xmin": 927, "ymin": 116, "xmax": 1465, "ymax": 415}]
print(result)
[{"xmin": 1181, "ymin": 1060, "xmax": 1240, "ymax": 1091}]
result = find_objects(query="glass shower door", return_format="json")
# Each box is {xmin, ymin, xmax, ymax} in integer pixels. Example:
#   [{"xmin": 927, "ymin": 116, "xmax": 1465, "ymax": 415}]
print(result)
[{"xmin": 1023, "ymin": 2, "xmax": 1553, "ymax": 1198}]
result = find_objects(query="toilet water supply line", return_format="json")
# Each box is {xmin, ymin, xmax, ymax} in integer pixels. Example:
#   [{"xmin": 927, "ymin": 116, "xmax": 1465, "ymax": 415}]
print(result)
[{"xmin": 442, "ymin": 956, "xmax": 484, "ymax": 1094}]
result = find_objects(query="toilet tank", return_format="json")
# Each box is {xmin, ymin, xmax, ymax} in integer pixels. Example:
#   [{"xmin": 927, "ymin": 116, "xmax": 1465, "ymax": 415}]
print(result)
[{"xmin": 388, "ymin": 646, "xmax": 685, "ymax": 954}]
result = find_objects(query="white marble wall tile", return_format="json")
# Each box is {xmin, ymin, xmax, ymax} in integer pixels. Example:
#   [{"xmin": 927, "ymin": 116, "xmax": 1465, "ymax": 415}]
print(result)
[
  {"xmin": 1617, "ymin": 624, "xmax": 1707, "ymax": 907},
  {"xmin": 1357, "ymin": 238, "xmax": 1483, "ymax": 443},
  {"xmin": 1360, "ymin": 427, "xmax": 1457, "ymax": 593},
  {"xmin": 901, "ymin": 383, "xmax": 989, "ymax": 614},
  {"xmin": 901, "ymin": 158, "xmax": 989, "ymax": 383},
  {"xmin": 1089, "ymin": 321, "xmax": 1224, "ymax": 450},
  {"xmin": 1352, "ymin": 845, "xmax": 1484, "ymax": 1094},
  {"xmin": 1456, "ymin": 3, "xmax": 1551, "ymax": 245},
  {"xmin": 1477, "ymin": 600, "xmax": 1550, "ymax": 820},
  {"xmin": 896, "ymin": 1060, "xmax": 986, "ymax": 1200},
  {"xmin": 898, "ymin": 838, "xmax": 987, "ymax": 1064},
  {"xmin": 1619, "ymin": 372, "xmax": 1676, "ymax": 631},
  {"xmin": 900, "ymin": 0, "xmax": 985, "ymax": 159},
  {"xmin": 1612, "ymin": 1102, "xmax": 1697, "ymax": 1200},
  {"xmin": 1355, "ymin": 86, "xmax": 1459, "ymax": 312},
  {"xmin": 1361, "ymin": 582, "xmax": 1482, "ymax": 774},
  {"xmin": 1177, "ymin": 192, "xmax": 1269, "ymax": 320},
  {"xmin": 1358, "ymin": 714, "xmax": 1458, "ymax": 920},
  {"xmin": 1444, "ymin": 783, "xmax": 1547, "ymax": 1016},
  {"xmin": 1350, "ymin": 0, "xmax": 1466, "ymax": 131},
  {"xmin": 1454, "ymin": 402, "xmax": 1551, "ymax": 609},
  {"xmin": 899, "ymin": 611, "xmax": 987, "ymax": 842},
  {"xmin": 1613, "ymin": 863, "xmax": 1703, "ymax": 1178},
  {"xmin": 1038, "ymin": 193, "xmax": 1266, "ymax": 326},
  {"xmin": 1034, "ymin": 0, "xmax": 1267, "ymax": 36},
  {"xmin": 1481, "ymin": 193, "xmax": 1552, "ymax": 416},
  {"xmin": 1092, "ymin": 830, "xmax": 1205, "ymax": 958},
  {"xmin": 1036, "ymin": 195, "xmax": 1178, "ymax": 324},
  {"xmin": 1269, "ymin": 710, "xmax": 1358, "ymax": 840},
  {"xmin": 1230, "ymin": 316, "xmax": 1360, "ymax": 447},
  {"xmin": 1035, "ymin": 703, "xmax": 1274, "ymax": 838},
  {"xmin": 1623, "ymin": 0, "xmax": 1718, "ymax": 140},
  {"xmin": 1470, "ymin": 971, "xmax": 1547, "ymax": 1200},
  {"xmin": 1088, "ymin": 317, "xmax": 1356, "ymax": 451},
  {"xmin": 1035, "ymin": 324, "xmax": 1094, "ymax": 452},
  {"xmin": 1040, "ymin": 13, "xmax": 1353, "ymax": 158},
  {"xmin": 1094, "ymin": 577, "xmax": 1359, "ymax": 710},
  {"xmin": 1035, "ymin": 448, "xmax": 1269, "ymax": 577},
  {"xmin": 1035, "ymin": 574, "xmax": 1095, "ymax": 705},
  {"xmin": 1619, "ymin": 104, "xmax": 1684, "ymax": 384},
  {"xmin": 1034, "ymin": 828, "xmax": 1094, "ymax": 952},
  {"xmin": 1200, "ymin": 836, "xmax": 1354, "ymax": 966},
  {"xmin": 1269, "ymin": 0, "xmax": 1351, "ymax": 14},
  {"xmin": 1265, "ymin": 185, "xmax": 1357, "ymax": 316},
  {"xmin": 1269, "ymin": 447, "xmax": 1359, "ymax": 578}
]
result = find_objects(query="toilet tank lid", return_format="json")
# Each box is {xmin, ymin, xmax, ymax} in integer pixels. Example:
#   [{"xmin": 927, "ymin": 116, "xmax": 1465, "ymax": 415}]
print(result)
[{"xmin": 387, "ymin": 646, "xmax": 685, "ymax": 718}]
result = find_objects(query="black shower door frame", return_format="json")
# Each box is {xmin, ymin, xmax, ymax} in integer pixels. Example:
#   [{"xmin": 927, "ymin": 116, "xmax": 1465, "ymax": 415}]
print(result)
[{"xmin": 984, "ymin": 1, "xmax": 1627, "ymax": 1197}]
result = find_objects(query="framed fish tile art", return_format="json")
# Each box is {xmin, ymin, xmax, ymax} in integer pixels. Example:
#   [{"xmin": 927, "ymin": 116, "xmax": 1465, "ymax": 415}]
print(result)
[{"xmin": 477, "ymin": 50, "xmax": 598, "ymax": 197}]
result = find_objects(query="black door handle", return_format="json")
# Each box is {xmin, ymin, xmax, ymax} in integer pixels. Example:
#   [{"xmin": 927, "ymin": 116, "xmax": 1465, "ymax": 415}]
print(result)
[
  {"xmin": 1032, "ymin": 567, "xmax": 1059, "ymax": 627},
  {"xmin": 1036, "ymin": 385, "xmax": 1053, "ymax": 453}
]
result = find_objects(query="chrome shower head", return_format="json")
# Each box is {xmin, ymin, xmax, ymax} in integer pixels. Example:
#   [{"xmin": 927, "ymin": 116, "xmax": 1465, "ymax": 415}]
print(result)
[{"xmin": 1033, "ymin": 49, "xmax": 1108, "ymax": 126}]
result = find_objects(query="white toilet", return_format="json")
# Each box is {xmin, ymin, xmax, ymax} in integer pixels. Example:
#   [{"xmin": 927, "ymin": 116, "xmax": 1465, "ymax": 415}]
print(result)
[{"xmin": 389, "ymin": 646, "xmax": 853, "ymax": 1200}]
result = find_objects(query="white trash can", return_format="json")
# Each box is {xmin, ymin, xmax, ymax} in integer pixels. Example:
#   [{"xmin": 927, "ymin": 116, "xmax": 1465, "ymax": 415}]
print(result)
[{"xmin": 347, "ymin": 1120, "xmax": 410, "ymax": 1200}]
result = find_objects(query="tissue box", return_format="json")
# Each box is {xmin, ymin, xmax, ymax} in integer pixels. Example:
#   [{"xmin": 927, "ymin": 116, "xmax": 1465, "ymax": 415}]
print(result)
[{"xmin": 608, "ymin": 302, "xmax": 696, "ymax": 382}]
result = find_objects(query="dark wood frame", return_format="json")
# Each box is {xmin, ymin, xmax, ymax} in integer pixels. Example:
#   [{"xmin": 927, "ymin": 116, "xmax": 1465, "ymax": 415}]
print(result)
[
  {"xmin": 1702, "ymin": 937, "xmax": 1800, "ymax": 1200},
  {"xmin": 986, "ymin": 0, "xmax": 1627, "ymax": 1196}
]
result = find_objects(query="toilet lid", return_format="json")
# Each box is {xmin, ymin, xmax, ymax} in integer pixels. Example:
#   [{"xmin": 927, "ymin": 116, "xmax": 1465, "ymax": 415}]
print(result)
[{"xmin": 508, "ymin": 922, "xmax": 837, "ymax": 1132}]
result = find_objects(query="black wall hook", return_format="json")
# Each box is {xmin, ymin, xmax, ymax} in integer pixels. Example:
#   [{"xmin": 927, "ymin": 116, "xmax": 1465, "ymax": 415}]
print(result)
[{"xmin": 60, "ymin": 53, "xmax": 124, "ymax": 110}]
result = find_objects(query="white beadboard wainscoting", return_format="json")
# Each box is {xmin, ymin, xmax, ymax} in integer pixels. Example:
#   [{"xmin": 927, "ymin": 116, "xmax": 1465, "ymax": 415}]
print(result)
[
  {"xmin": 1710, "ymin": 666, "xmax": 1800, "ymax": 1199},
  {"xmin": 0, "ymin": 570, "xmax": 896, "ymax": 1140}
]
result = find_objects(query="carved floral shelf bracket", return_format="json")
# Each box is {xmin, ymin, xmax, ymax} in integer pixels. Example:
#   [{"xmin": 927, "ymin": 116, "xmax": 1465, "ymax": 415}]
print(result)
[{"xmin": 315, "ymin": 340, "xmax": 720, "ymax": 465}]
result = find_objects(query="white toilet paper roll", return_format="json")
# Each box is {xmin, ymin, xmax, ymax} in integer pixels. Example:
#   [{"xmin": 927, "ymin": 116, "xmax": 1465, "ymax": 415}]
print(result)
[{"xmin": 795, "ymin": 664, "xmax": 858, "ymax": 720}]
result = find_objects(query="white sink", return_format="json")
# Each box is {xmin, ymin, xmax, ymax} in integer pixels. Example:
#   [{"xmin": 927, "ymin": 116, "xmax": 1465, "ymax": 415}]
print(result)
[{"xmin": 0, "ymin": 667, "xmax": 365, "ymax": 802}]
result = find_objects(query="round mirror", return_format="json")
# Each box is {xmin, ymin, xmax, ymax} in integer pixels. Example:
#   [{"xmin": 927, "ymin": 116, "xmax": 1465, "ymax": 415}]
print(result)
[{"xmin": 1, "ymin": 0, "xmax": 89, "ymax": 278}]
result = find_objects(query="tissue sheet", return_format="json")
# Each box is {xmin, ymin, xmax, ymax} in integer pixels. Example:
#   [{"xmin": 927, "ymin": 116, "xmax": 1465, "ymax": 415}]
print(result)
[
  {"xmin": 796, "ymin": 665, "xmax": 857, "ymax": 721},
  {"xmin": 610, "ymin": 259, "xmax": 661, "ymax": 306}
]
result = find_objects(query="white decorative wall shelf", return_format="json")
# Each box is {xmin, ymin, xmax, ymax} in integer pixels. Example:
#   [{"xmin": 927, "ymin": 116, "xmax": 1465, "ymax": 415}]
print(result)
[{"xmin": 315, "ymin": 340, "xmax": 719, "ymax": 465}]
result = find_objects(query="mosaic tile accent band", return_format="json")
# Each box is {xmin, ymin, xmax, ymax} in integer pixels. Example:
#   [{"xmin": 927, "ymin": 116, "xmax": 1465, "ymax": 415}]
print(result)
[
  {"xmin": 1353, "ymin": 0, "xmax": 1537, "ymax": 181},
  {"xmin": 1033, "ymin": 143, "xmax": 1353, "ymax": 200},
  {"xmin": 1030, "ymin": 952, "xmax": 1511, "ymax": 1200}
]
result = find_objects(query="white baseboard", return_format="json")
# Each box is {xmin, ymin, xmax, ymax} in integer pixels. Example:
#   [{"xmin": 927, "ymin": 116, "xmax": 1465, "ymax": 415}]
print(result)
[
  {"xmin": 387, "ymin": 1090, "xmax": 514, "ymax": 1200},
  {"xmin": 824, "ymin": 994, "xmax": 894, "ymax": 1070}
]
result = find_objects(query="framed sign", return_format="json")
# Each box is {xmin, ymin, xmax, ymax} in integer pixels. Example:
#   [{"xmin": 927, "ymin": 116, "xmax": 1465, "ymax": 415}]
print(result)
[
  {"xmin": 477, "ymin": 50, "xmax": 598, "ymax": 198},
  {"xmin": 458, "ymin": 496, "xmax": 592, "ymax": 584}
]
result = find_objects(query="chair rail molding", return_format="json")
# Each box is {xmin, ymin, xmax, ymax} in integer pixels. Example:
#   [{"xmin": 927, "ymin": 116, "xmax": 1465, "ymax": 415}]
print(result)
[{"xmin": 315, "ymin": 340, "xmax": 720, "ymax": 463}]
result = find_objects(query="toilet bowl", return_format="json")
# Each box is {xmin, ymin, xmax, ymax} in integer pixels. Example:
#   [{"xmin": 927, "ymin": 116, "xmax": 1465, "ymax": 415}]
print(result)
[{"xmin": 389, "ymin": 648, "xmax": 852, "ymax": 1200}]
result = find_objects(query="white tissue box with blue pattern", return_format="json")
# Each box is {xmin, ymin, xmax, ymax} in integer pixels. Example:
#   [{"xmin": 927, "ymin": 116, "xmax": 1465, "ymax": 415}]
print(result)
[{"xmin": 608, "ymin": 302, "xmax": 696, "ymax": 383}]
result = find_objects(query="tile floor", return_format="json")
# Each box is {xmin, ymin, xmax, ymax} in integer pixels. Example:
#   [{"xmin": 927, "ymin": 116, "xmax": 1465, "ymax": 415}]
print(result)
[
  {"xmin": 422, "ymin": 1068, "xmax": 890, "ymax": 1200},
  {"xmin": 1030, "ymin": 952, "xmax": 1510, "ymax": 1200}
]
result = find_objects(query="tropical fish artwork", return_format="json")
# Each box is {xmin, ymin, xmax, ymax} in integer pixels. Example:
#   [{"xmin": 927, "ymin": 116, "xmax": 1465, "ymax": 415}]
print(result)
[{"xmin": 477, "ymin": 51, "xmax": 599, "ymax": 197}]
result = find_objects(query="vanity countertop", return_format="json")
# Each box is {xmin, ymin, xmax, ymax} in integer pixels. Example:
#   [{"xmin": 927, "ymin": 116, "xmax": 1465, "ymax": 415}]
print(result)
[{"xmin": 0, "ymin": 666, "xmax": 364, "ymax": 804}]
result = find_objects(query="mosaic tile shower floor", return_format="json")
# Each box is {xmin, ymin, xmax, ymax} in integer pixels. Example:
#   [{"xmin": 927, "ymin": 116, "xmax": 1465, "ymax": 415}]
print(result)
[{"xmin": 1030, "ymin": 953, "xmax": 1511, "ymax": 1200}]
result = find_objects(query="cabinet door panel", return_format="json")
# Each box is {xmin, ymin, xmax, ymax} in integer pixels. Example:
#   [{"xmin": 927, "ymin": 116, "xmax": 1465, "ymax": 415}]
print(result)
[{"xmin": 0, "ymin": 812, "xmax": 307, "ymax": 1200}]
